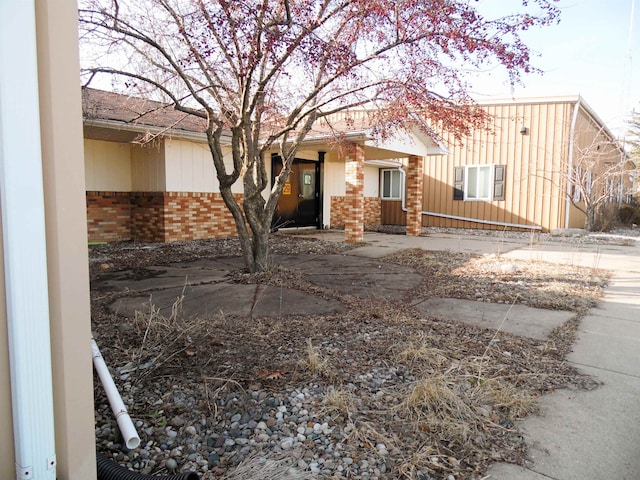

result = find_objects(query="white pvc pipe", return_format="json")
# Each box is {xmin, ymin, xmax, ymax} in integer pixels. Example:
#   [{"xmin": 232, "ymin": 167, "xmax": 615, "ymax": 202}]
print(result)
[
  {"xmin": 0, "ymin": 2, "xmax": 57, "ymax": 479},
  {"xmin": 91, "ymin": 338, "xmax": 141, "ymax": 450},
  {"xmin": 397, "ymin": 166, "xmax": 542, "ymax": 230}
]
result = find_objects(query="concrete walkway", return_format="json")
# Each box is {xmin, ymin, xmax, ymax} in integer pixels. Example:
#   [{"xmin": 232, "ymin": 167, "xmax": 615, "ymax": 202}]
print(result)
[
  {"xmin": 487, "ymin": 236, "xmax": 640, "ymax": 480},
  {"xmin": 303, "ymin": 230, "xmax": 640, "ymax": 479}
]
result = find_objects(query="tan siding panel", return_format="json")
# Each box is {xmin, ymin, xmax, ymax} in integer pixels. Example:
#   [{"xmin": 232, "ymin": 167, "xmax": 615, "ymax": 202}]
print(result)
[{"xmin": 421, "ymin": 100, "xmax": 583, "ymax": 231}]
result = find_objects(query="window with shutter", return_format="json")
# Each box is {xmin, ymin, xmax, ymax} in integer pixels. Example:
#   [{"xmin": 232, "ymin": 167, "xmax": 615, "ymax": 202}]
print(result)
[
  {"xmin": 493, "ymin": 165, "xmax": 505, "ymax": 201},
  {"xmin": 456, "ymin": 165, "xmax": 506, "ymax": 201}
]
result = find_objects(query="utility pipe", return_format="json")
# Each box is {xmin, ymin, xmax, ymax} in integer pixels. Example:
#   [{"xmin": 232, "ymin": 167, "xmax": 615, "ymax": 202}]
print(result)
[
  {"xmin": 564, "ymin": 98, "xmax": 582, "ymax": 228},
  {"xmin": 91, "ymin": 338, "xmax": 141, "ymax": 450},
  {"xmin": 397, "ymin": 166, "xmax": 543, "ymax": 231},
  {"xmin": 0, "ymin": 2, "xmax": 57, "ymax": 479}
]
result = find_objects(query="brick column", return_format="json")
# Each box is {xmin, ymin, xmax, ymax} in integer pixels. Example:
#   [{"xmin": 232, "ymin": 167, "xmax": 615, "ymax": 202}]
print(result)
[
  {"xmin": 344, "ymin": 143, "xmax": 365, "ymax": 243},
  {"xmin": 406, "ymin": 155, "xmax": 424, "ymax": 236}
]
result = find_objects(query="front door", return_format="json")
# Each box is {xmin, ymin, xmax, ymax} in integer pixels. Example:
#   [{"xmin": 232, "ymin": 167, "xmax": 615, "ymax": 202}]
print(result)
[{"xmin": 273, "ymin": 158, "xmax": 319, "ymax": 229}]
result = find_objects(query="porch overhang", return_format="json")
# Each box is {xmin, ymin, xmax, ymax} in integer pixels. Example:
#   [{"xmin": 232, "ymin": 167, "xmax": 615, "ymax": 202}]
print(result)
[{"xmin": 299, "ymin": 124, "xmax": 448, "ymax": 161}]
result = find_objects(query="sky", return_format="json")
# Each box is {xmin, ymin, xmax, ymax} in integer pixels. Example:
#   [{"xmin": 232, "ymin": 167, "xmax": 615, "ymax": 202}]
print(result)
[
  {"xmin": 82, "ymin": 0, "xmax": 638, "ymax": 139},
  {"xmin": 470, "ymin": 0, "xmax": 639, "ymax": 139}
]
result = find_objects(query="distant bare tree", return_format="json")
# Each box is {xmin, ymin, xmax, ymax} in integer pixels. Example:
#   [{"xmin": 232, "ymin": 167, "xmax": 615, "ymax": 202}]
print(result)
[
  {"xmin": 564, "ymin": 132, "xmax": 629, "ymax": 230},
  {"xmin": 625, "ymin": 109, "xmax": 640, "ymax": 197}
]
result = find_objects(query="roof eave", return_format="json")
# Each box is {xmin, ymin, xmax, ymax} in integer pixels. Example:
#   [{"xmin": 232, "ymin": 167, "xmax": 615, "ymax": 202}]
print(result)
[{"xmin": 83, "ymin": 118, "xmax": 232, "ymax": 144}]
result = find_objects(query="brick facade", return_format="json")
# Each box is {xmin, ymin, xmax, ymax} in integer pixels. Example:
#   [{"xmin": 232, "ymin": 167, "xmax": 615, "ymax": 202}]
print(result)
[
  {"xmin": 162, "ymin": 192, "xmax": 240, "ymax": 241},
  {"xmin": 87, "ymin": 191, "xmax": 242, "ymax": 243},
  {"xmin": 331, "ymin": 196, "xmax": 381, "ymax": 228},
  {"xmin": 130, "ymin": 193, "xmax": 165, "ymax": 242},
  {"xmin": 405, "ymin": 155, "xmax": 425, "ymax": 236},
  {"xmin": 86, "ymin": 192, "xmax": 132, "ymax": 242},
  {"xmin": 343, "ymin": 144, "xmax": 366, "ymax": 243}
]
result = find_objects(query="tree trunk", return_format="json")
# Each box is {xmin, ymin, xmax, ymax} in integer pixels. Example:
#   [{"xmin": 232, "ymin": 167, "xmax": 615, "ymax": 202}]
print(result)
[
  {"xmin": 251, "ymin": 227, "xmax": 270, "ymax": 272},
  {"xmin": 584, "ymin": 206, "xmax": 595, "ymax": 231}
]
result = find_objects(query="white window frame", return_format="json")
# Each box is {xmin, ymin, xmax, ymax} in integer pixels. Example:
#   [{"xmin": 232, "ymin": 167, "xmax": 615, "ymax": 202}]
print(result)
[
  {"xmin": 464, "ymin": 165, "xmax": 494, "ymax": 201},
  {"xmin": 380, "ymin": 168, "xmax": 403, "ymax": 200}
]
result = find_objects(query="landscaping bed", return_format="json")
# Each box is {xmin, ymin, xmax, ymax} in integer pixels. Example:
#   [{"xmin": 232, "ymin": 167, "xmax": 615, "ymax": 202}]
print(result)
[{"xmin": 90, "ymin": 234, "xmax": 609, "ymax": 480}]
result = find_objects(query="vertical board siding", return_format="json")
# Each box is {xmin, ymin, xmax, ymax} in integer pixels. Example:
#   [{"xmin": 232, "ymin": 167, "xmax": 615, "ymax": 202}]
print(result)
[
  {"xmin": 381, "ymin": 200, "xmax": 407, "ymax": 225},
  {"xmin": 423, "ymin": 101, "xmax": 575, "ymax": 231},
  {"xmin": 131, "ymin": 142, "xmax": 166, "ymax": 191},
  {"xmin": 84, "ymin": 139, "xmax": 132, "ymax": 191}
]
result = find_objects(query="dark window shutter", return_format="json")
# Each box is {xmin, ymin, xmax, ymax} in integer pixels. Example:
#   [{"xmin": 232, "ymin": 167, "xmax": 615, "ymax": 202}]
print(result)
[
  {"xmin": 453, "ymin": 166, "xmax": 464, "ymax": 200},
  {"xmin": 493, "ymin": 165, "xmax": 506, "ymax": 201}
]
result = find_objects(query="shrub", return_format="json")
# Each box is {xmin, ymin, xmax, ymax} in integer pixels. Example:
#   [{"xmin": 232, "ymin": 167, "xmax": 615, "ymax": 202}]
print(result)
[{"xmin": 618, "ymin": 203, "xmax": 640, "ymax": 225}]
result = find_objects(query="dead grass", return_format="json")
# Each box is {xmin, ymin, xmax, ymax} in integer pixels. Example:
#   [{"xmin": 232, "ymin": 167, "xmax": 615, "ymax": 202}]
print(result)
[
  {"xmin": 124, "ymin": 294, "xmax": 222, "ymax": 382},
  {"xmin": 478, "ymin": 379, "xmax": 539, "ymax": 419},
  {"xmin": 300, "ymin": 339, "xmax": 329, "ymax": 375},
  {"xmin": 321, "ymin": 386, "xmax": 356, "ymax": 418},
  {"xmin": 394, "ymin": 334, "xmax": 450, "ymax": 371},
  {"xmin": 221, "ymin": 454, "xmax": 314, "ymax": 480},
  {"xmin": 91, "ymin": 238, "xmax": 610, "ymax": 480}
]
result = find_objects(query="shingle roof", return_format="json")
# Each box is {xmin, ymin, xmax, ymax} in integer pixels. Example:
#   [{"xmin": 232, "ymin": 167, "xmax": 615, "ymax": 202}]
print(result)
[{"xmin": 82, "ymin": 87, "xmax": 208, "ymax": 134}]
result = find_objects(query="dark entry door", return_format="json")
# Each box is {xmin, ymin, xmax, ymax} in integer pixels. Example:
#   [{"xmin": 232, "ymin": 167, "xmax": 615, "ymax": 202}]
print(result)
[{"xmin": 273, "ymin": 158, "xmax": 319, "ymax": 229}]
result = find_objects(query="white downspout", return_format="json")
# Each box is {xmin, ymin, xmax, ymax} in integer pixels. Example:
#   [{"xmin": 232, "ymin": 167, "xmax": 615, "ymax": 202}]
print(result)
[
  {"xmin": 564, "ymin": 98, "xmax": 582, "ymax": 228},
  {"xmin": 397, "ymin": 166, "xmax": 542, "ymax": 231},
  {"xmin": 0, "ymin": 1, "xmax": 57, "ymax": 479}
]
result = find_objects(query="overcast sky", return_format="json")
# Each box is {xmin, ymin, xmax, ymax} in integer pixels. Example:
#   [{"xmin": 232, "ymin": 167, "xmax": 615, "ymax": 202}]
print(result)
[{"xmin": 471, "ymin": 0, "xmax": 639, "ymax": 138}]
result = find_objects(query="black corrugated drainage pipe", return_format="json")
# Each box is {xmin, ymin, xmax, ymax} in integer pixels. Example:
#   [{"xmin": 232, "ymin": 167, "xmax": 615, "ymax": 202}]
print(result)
[{"xmin": 97, "ymin": 453, "xmax": 200, "ymax": 480}]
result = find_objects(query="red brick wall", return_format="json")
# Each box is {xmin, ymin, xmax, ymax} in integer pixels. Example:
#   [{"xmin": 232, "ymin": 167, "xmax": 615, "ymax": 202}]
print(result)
[
  {"xmin": 344, "ymin": 144, "xmax": 365, "ymax": 242},
  {"xmin": 87, "ymin": 191, "xmax": 243, "ymax": 243},
  {"xmin": 405, "ymin": 155, "xmax": 424, "ymax": 236},
  {"xmin": 86, "ymin": 192, "xmax": 131, "ymax": 242},
  {"xmin": 131, "ymin": 193, "xmax": 165, "ymax": 242},
  {"xmin": 364, "ymin": 197, "xmax": 382, "ymax": 226},
  {"xmin": 163, "ymin": 192, "xmax": 240, "ymax": 241},
  {"xmin": 331, "ymin": 196, "xmax": 381, "ymax": 227}
]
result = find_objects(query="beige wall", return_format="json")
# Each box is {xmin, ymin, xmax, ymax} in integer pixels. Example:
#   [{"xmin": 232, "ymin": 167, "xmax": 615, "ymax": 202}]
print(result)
[
  {"xmin": 131, "ymin": 142, "xmax": 166, "ymax": 191},
  {"xmin": 364, "ymin": 165, "xmax": 380, "ymax": 197},
  {"xmin": 424, "ymin": 101, "xmax": 573, "ymax": 231},
  {"xmin": 84, "ymin": 139, "xmax": 132, "ymax": 191},
  {"xmin": 35, "ymin": 1, "xmax": 97, "ymax": 479},
  {"xmin": 323, "ymin": 152, "xmax": 345, "ymax": 227},
  {"xmin": 164, "ymin": 139, "xmax": 242, "ymax": 194},
  {"xmin": 165, "ymin": 139, "xmax": 216, "ymax": 192}
]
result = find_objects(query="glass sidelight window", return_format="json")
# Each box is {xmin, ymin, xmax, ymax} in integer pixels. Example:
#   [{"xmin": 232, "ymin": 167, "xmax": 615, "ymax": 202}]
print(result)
[{"xmin": 381, "ymin": 169, "xmax": 402, "ymax": 200}]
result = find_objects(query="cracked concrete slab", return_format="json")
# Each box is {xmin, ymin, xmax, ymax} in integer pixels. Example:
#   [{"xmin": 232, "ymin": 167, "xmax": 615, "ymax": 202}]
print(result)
[
  {"xmin": 93, "ymin": 263, "xmax": 230, "ymax": 291},
  {"xmin": 111, "ymin": 283, "xmax": 343, "ymax": 319},
  {"xmin": 283, "ymin": 254, "xmax": 422, "ymax": 299},
  {"xmin": 413, "ymin": 297, "xmax": 573, "ymax": 340}
]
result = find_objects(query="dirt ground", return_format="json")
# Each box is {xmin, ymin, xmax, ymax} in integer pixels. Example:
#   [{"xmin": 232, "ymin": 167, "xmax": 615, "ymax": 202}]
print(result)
[{"xmin": 90, "ymin": 234, "xmax": 608, "ymax": 479}]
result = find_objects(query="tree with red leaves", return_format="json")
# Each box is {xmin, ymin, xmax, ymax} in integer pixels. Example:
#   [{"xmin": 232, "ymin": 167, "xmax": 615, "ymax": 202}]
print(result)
[{"xmin": 79, "ymin": 0, "xmax": 559, "ymax": 272}]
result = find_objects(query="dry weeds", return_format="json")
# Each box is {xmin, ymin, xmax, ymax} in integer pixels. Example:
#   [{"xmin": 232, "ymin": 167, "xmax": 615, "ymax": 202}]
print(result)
[{"xmin": 90, "ymin": 234, "xmax": 611, "ymax": 479}]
